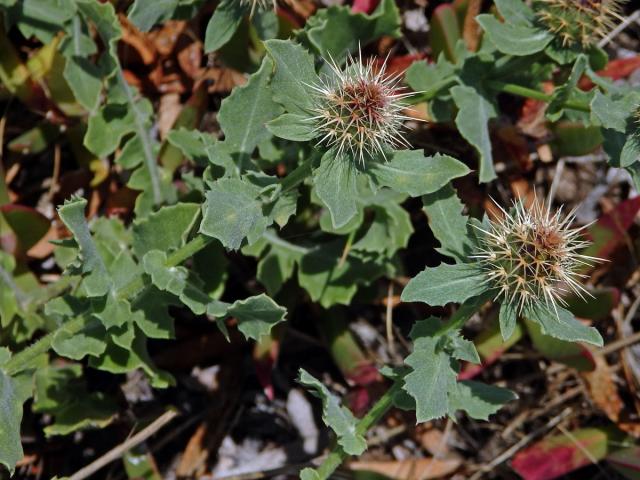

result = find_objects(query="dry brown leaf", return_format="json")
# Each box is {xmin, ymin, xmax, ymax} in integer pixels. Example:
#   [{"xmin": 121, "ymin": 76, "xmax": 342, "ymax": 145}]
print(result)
[
  {"xmin": 349, "ymin": 457, "xmax": 461, "ymax": 480},
  {"xmin": 582, "ymin": 354, "xmax": 623, "ymax": 422},
  {"xmin": 157, "ymin": 93, "xmax": 182, "ymax": 139},
  {"xmin": 462, "ymin": 0, "xmax": 482, "ymax": 51}
]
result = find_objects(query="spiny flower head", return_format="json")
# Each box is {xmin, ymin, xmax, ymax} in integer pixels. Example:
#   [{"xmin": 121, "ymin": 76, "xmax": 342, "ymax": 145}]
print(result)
[
  {"xmin": 472, "ymin": 198, "xmax": 599, "ymax": 314},
  {"xmin": 308, "ymin": 51, "xmax": 414, "ymax": 165},
  {"xmin": 534, "ymin": 0, "xmax": 625, "ymax": 48}
]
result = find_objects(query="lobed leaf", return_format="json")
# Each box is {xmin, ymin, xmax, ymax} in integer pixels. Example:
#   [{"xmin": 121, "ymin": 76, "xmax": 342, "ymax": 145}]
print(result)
[{"xmin": 298, "ymin": 368, "xmax": 367, "ymax": 455}]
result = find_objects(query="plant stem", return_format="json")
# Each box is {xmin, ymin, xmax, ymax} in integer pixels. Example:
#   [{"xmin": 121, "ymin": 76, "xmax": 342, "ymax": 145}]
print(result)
[
  {"xmin": 486, "ymin": 81, "xmax": 591, "ymax": 112},
  {"xmin": 279, "ymin": 157, "xmax": 314, "ymax": 194},
  {"xmin": 4, "ymin": 316, "xmax": 85, "ymax": 375},
  {"xmin": 312, "ymin": 380, "xmax": 403, "ymax": 479},
  {"xmin": 4, "ymin": 234, "xmax": 216, "ymax": 376},
  {"xmin": 407, "ymin": 76, "xmax": 458, "ymax": 105}
]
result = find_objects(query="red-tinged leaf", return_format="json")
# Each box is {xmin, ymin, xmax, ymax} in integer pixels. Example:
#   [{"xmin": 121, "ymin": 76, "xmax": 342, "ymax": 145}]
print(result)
[
  {"xmin": 582, "ymin": 196, "xmax": 640, "ymax": 263},
  {"xmin": 579, "ymin": 55, "xmax": 640, "ymax": 90},
  {"xmin": 459, "ymin": 311, "xmax": 523, "ymax": 380},
  {"xmin": 352, "ymin": 0, "xmax": 379, "ymax": 14},
  {"xmin": 253, "ymin": 330, "xmax": 281, "ymax": 401},
  {"xmin": 374, "ymin": 53, "xmax": 427, "ymax": 78},
  {"xmin": 430, "ymin": 5, "xmax": 461, "ymax": 63},
  {"xmin": 0, "ymin": 204, "xmax": 50, "ymax": 256},
  {"xmin": 512, "ymin": 428, "xmax": 622, "ymax": 480},
  {"xmin": 607, "ymin": 447, "xmax": 640, "ymax": 480}
]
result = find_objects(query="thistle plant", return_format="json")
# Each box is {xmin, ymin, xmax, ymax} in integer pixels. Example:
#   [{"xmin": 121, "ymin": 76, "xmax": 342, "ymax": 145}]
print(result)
[
  {"xmin": 309, "ymin": 52, "xmax": 414, "ymax": 164},
  {"xmin": 534, "ymin": 0, "xmax": 625, "ymax": 47},
  {"xmin": 472, "ymin": 199, "xmax": 598, "ymax": 314}
]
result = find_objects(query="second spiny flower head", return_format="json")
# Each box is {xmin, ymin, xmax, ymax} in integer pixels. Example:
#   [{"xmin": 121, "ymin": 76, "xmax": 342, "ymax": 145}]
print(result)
[
  {"xmin": 472, "ymin": 198, "xmax": 599, "ymax": 314},
  {"xmin": 534, "ymin": 0, "xmax": 625, "ymax": 48}
]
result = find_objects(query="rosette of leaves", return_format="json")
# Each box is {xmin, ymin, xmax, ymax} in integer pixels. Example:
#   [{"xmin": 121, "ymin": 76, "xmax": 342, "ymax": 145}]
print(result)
[{"xmin": 262, "ymin": 39, "xmax": 471, "ymax": 230}]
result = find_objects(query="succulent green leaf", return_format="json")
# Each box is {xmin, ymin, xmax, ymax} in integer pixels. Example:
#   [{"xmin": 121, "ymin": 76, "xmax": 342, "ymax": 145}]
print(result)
[
  {"xmin": 298, "ymin": 368, "xmax": 366, "ymax": 455},
  {"xmin": 218, "ymin": 56, "xmax": 283, "ymax": 171},
  {"xmin": 369, "ymin": 151, "xmax": 470, "ymax": 197},
  {"xmin": 226, "ymin": 294, "xmax": 287, "ymax": 341},
  {"xmin": 401, "ymin": 263, "xmax": 488, "ymax": 306},
  {"xmin": 264, "ymin": 39, "xmax": 320, "ymax": 115},
  {"xmin": 204, "ymin": 0, "xmax": 247, "ymax": 53},
  {"xmin": 422, "ymin": 185, "xmax": 472, "ymax": 262},
  {"xmin": 313, "ymin": 151, "xmax": 359, "ymax": 229},
  {"xmin": 57, "ymin": 197, "xmax": 111, "ymax": 297},
  {"xmin": 499, "ymin": 301, "xmax": 518, "ymax": 341},
  {"xmin": 200, "ymin": 178, "xmax": 269, "ymax": 250},
  {"xmin": 451, "ymin": 85, "xmax": 497, "ymax": 182},
  {"xmin": 524, "ymin": 303, "xmax": 603, "ymax": 346},
  {"xmin": 476, "ymin": 15, "xmax": 552, "ymax": 56},
  {"xmin": 448, "ymin": 381, "xmax": 517, "ymax": 420}
]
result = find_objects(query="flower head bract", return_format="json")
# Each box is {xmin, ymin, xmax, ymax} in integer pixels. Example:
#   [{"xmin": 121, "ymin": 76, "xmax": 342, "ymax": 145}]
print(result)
[
  {"xmin": 308, "ymin": 51, "xmax": 415, "ymax": 165},
  {"xmin": 534, "ymin": 0, "xmax": 626, "ymax": 48},
  {"xmin": 472, "ymin": 197, "xmax": 600, "ymax": 314}
]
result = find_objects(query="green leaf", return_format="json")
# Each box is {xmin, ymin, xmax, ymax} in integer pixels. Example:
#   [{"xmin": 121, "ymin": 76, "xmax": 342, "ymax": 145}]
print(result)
[
  {"xmin": 0, "ymin": 369, "xmax": 28, "ymax": 474},
  {"xmin": 14, "ymin": 0, "xmax": 76, "ymax": 43},
  {"xmin": 257, "ymin": 237, "xmax": 302, "ymax": 295},
  {"xmin": 422, "ymin": 185, "xmax": 472, "ymax": 262},
  {"xmin": 301, "ymin": 0, "xmax": 401, "ymax": 61},
  {"xmin": 451, "ymin": 85, "xmax": 497, "ymax": 182},
  {"xmin": 61, "ymin": 15, "xmax": 102, "ymax": 111},
  {"xmin": 298, "ymin": 368, "xmax": 366, "ymax": 455},
  {"xmin": 226, "ymin": 294, "xmax": 287, "ymax": 341},
  {"xmin": 128, "ymin": 0, "xmax": 178, "ymax": 31},
  {"xmin": 142, "ymin": 250, "xmax": 210, "ymax": 315},
  {"xmin": 369, "ymin": 151, "xmax": 470, "ymax": 197},
  {"xmin": 313, "ymin": 151, "xmax": 359, "ymax": 229},
  {"xmin": 298, "ymin": 240, "xmax": 387, "ymax": 308},
  {"xmin": 499, "ymin": 301, "xmax": 518, "ymax": 341},
  {"xmin": 494, "ymin": 0, "xmax": 536, "ymax": 25},
  {"xmin": 266, "ymin": 113, "xmax": 316, "ymax": 141},
  {"xmin": 403, "ymin": 318, "xmax": 458, "ymax": 421},
  {"xmin": 52, "ymin": 316, "xmax": 107, "ymax": 360},
  {"xmin": 43, "ymin": 393, "xmax": 116, "ymax": 437},
  {"xmin": 523, "ymin": 303, "xmax": 603, "ymax": 346},
  {"xmin": 401, "ymin": 263, "xmax": 488, "ymax": 306},
  {"xmin": 218, "ymin": 56, "xmax": 283, "ymax": 171},
  {"xmin": 264, "ymin": 39, "xmax": 319, "ymax": 115},
  {"xmin": 57, "ymin": 197, "xmax": 111, "ymax": 297},
  {"xmin": 200, "ymin": 177, "xmax": 269, "ymax": 250},
  {"xmin": 547, "ymin": 55, "xmax": 587, "ymax": 122},
  {"xmin": 132, "ymin": 202, "xmax": 199, "ymax": 258},
  {"xmin": 352, "ymin": 201, "xmax": 413, "ymax": 257},
  {"xmin": 204, "ymin": 0, "xmax": 247, "ymax": 53},
  {"xmin": 430, "ymin": 4, "xmax": 461, "ymax": 63},
  {"xmin": 476, "ymin": 15, "xmax": 552, "ymax": 56},
  {"xmin": 449, "ymin": 380, "xmax": 517, "ymax": 420}
]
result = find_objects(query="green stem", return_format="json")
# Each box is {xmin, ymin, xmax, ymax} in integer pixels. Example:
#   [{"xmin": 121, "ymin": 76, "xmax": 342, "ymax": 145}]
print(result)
[
  {"xmin": 279, "ymin": 157, "xmax": 314, "ymax": 194},
  {"xmin": 5, "ymin": 234, "xmax": 216, "ymax": 376},
  {"xmin": 487, "ymin": 81, "xmax": 591, "ymax": 112},
  {"xmin": 407, "ymin": 76, "xmax": 458, "ymax": 105},
  {"xmin": 4, "ymin": 316, "xmax": 84, "ymax": 375},
  {"xmin": 312, "ymin": 380, "xmax": 403, "ymax": 479}
]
